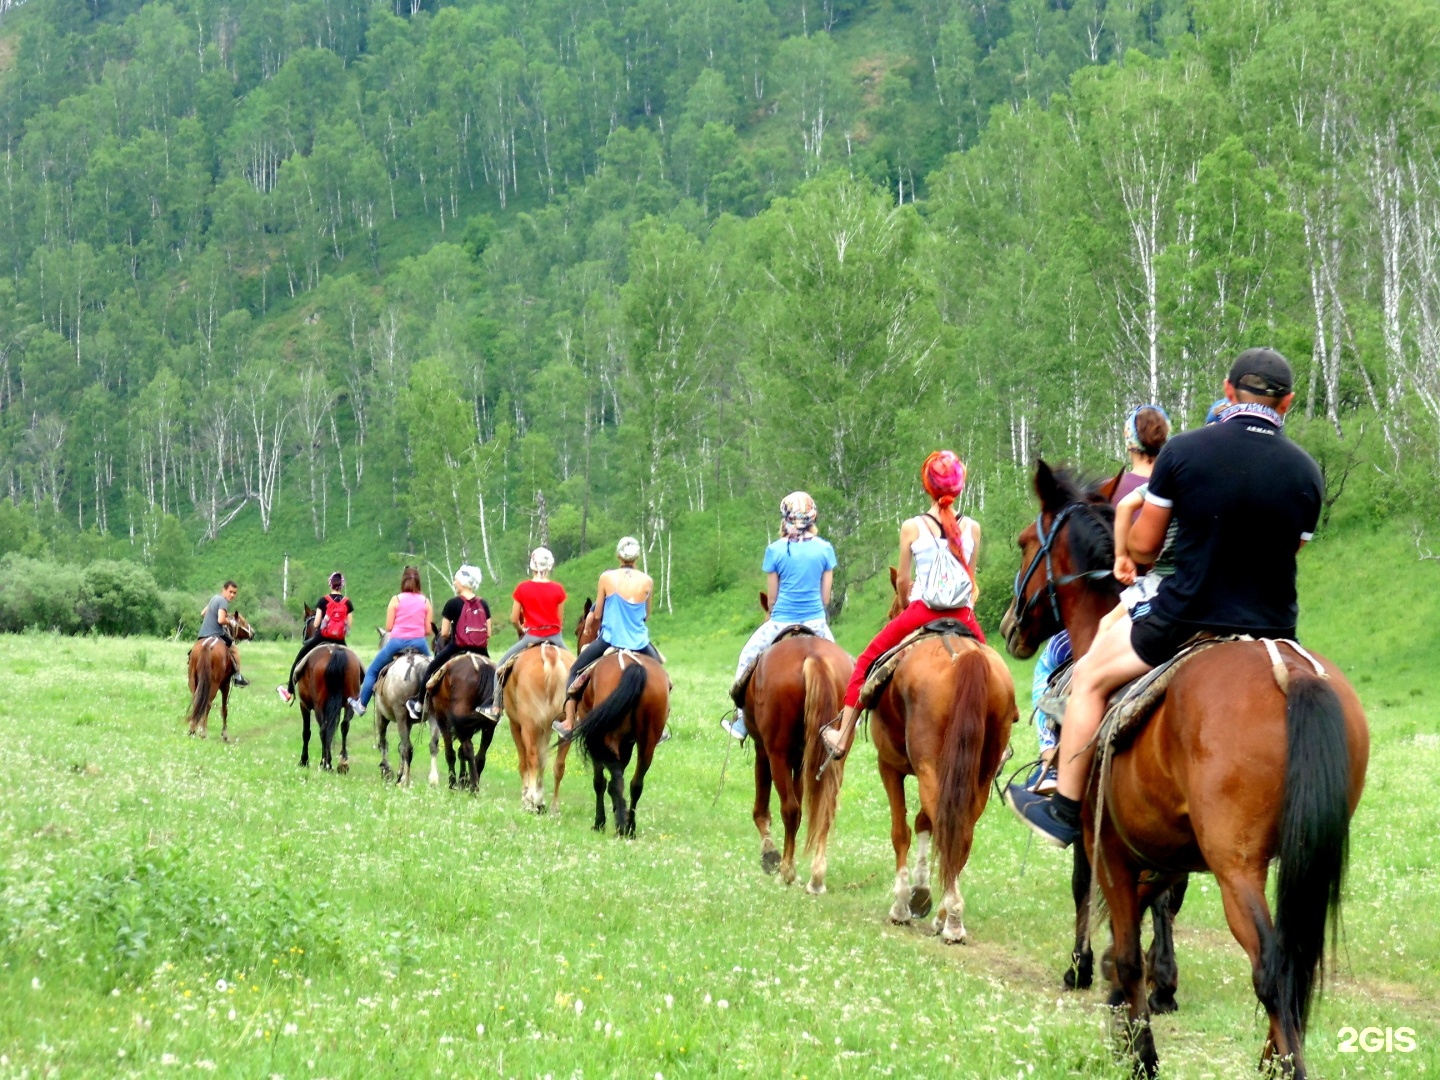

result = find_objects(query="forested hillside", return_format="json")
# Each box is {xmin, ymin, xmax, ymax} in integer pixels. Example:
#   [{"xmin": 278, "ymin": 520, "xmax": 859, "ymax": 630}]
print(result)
[{"xmin": 1, "ymin": 0, "xmax": 1437, "ymax": 631}]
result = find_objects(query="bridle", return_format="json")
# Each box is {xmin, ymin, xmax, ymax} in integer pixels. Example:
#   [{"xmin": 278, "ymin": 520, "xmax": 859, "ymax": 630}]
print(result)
[{"xmin": 1011, "ymin": 502, "xmax": 1114, "ymax": 640}]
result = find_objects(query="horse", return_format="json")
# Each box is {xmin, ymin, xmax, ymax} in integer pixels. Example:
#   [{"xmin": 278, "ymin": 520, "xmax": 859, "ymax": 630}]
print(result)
[
  {"xmin": 1000, "ymin": 460, "xmax": 1370, "ymax": 1077},
  {"xmin": 185, "ymin": 613, "xmax": 254, "ymax": 741},
  {"xmin": 502, "ymin": 638, "xmax": 575, "ymax": 813},
  {"xmin": 372, "ymin": 628, "xmax": 430, "ymax": 787},
  {"xmin": 742, "ymin": 592, "xmax": 854, "ymax": 893},
  {"xmin": 866, "ymin": 570, "xmax": 1019, "ymax": 942},
  {"xmin": 294, "ymin": 635, "xmax": 363, "ymax": 772},
  {"xmin": 564, "ymin": 598, "xmax": 668, "ymax": 837},
  {"xmin": 425, "ymin": 646, "xmax": 498, "ymax": 792}
]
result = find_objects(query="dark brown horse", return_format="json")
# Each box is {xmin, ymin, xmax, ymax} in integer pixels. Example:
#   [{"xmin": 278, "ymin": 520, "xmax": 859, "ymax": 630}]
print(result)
[
  {"xmin": 1002, "ymin": 461, "xmax": 1370, "ymax": 1077},
  {"xmin": 294, "ymin": 640, "xmax": 362, "ymax": 772},
  {"xmin": 564, "ymin": 599, "xmax": 668, "ymax": 837},
  {"xmin": 185, "ymin": 613, "xmax": 254, "ymax": 741},
  {"xmin": 744, "ymin": 593, "xmax": 854, "ymax": 893},
  {"xmin": 868, "ymin": 570, "xmax": 1018, "ymax": 941},
  {"xmin": 426, "ymin": 648, "xmax": 498, "ymax": 792}
]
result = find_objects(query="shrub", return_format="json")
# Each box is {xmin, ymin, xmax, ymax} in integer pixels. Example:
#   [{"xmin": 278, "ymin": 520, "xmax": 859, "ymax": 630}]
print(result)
[
  {"xmin": 81, "ymin": 560, "xmax": 164, "ymax": 636},
  {"xmin": 0, "ymin": 555, "xmax": 85, "ymax": 633}
]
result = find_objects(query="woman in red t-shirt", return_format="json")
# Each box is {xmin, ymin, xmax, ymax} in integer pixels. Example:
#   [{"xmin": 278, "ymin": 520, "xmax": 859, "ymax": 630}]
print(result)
[{"xmin": 496, "ymin": 547, "xmax": 568, "ymax": 669}]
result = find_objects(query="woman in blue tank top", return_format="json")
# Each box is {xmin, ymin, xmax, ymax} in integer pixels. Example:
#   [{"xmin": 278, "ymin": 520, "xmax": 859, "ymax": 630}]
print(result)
[
  {"xmin": 722, "ymin": 492, "xmax": 837, "ymax": 741},
  {"xmin": 553, "ymin": 536, "xmax": 663, "ymax": 739}
]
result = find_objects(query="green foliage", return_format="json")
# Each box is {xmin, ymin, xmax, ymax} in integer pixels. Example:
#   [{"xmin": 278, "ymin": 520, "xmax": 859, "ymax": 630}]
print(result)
[{"xmin": 0, "ymin": 555, "xmax": 167, "ymax": 636}]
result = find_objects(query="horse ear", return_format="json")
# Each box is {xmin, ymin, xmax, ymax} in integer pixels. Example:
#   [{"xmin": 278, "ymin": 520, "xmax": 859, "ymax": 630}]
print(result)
[
  {"xmin": 304, "ymin": 603, "xmax": 313, "ymax": 617},
  {"xmin": 1034, "ymin": 459, "xmax": 1066, "ymax": 513},
  {"xmin": 889, "ymin": 566, "xmax": 898, "ymax": 588},
  {"xmin": 759, "ymin": 591, "xmax": 769, "ymax": 614},
  {"xmin": 431, "ymin": 621, "xmax": 440, "ymax": 637}
]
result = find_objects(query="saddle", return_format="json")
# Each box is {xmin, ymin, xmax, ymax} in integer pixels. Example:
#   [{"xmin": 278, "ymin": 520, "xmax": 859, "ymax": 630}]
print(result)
[
  {"xmin": 856, "ymin": 619, "xmax": 978, "ymax": 709},
  {"xmin": 566, "ymin": 646, "xmax": 668, "ymax": 700},
  {"xmin": 728, "ymin": 624, "xmax": 820, "ymax": 709},
  {"xmin": 425, "ymin": 650, "xmax": 491, "ymax": 692},
  {"xmin": 493, "ymin": 639, "xmax": 562, "ymax": 696},
  {"xmin": 376, "ymin": 647, "xmax": 426, "ymax": 684}
]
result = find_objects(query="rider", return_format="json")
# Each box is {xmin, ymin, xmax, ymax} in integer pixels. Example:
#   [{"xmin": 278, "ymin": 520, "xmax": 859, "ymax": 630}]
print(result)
[
  {"xmin": 405, "ymin": 565, "xmax": 491, "ymax": 721},
  {"xmin": 821, "ymin": 451, "xmax": 983, "ymax": 760},
  {"xmin": 495, "ymin": 546, "xmax": 568, "ymax": 668},
  {"xmin": 1025, "ymin": 405, "xmax": 1171, "ymax": 793},
  {"xmin": 197, "ymin": 581, "xmax": 248, "ymax": 687},
  {"xmin": 349, "ymin": 566, "xmax": 433, "ymax": 717},
  {"xmin": 1006, "ymin": 349, "xmax": 1324, "ymax": 847},
  {"xmin": 722, "ymin": 491, "xmax": 837, "ymax": 741},
  {"xmin": 552, "ymin": 536, "xmax": 661, "ymax": 741},
  {"xmin": 276, "ymin": 571, "xmax": 353, "ymax": 705}
]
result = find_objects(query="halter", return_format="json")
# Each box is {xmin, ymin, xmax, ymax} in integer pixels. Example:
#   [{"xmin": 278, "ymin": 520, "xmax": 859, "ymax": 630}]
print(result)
[{"xmin": 1011, "ymin": 502, "xmax": 1114, "ymax": 638}]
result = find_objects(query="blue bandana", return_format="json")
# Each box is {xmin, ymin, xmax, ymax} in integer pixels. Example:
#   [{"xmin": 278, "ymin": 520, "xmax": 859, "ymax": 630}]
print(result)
[{"xmin": 1218, "ymin": 402, "xmax": 1285, "ymax": 430}]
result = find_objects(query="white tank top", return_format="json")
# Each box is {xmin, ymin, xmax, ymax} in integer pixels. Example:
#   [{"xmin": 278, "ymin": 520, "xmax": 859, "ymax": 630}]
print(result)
[{"xmin": 909, "ymin": 516, "xmax": 977, "ymax": 604}]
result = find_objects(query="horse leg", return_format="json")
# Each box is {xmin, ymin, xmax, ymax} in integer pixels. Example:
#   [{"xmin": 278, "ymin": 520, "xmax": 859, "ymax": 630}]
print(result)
[
  {"xmin": 592, "ymin": 761, "xmax": 608, "ymax": 832},
  {"xmin": 337, "ymin": 710, "xmax": 351, "ymax": 774},
  {"xmin": 471, "ymin": 723, "xmax": 497, "ymax": 792},
  {"xmin": 772, "ymin": 750, "xmax": 801, "ymax": 886},
  {"xmin": 299, "ymin": 706, "xmax": 312, "ymax": 768},
  {"xmin": 753, "ymin": 744, "xmax": 779, "ymax": 875},
  {"xmin": 878, "ymin": 761, "xmax": 913, "ymax": 925},
  {"xmin": 606, "ymin": 762, "xmax": 628, "ymax": 836},
  {"xmin": 218, "ymin": 681, "xmax": 230, "ymax": 743},
  {"xmin": 378, "ymin": 713, "xmax": 392, "ymax": 782},
  {"xmin": 512, "ymin": 718, "xmax": 538, "ymax": 813},
  {"xmin": 1097, "ymin": 835, "xmax": 1159, "ymax": 1079},
  {"xmin": 1214, "ymin": 865, "xmax": 1293, "ymax": 1073},
  {"xmin": 910, "ymin": 810, "xmax": 933, "ymax": 920},
  {"xmin": 916, "ymin": 765, "xmax": 969, "ymax": 944},
  {"xmin": 1066, "ymin": 843, "xmax": 1096, "ymax": 990},
  {"xmin": 1146, "ymin": 876, "xmax": 1187, "ymax": 1014},
  {"xmin": 552, "ymin": 740, "xmax": 570, "ymax": 812},
  {"xmin": 396, "ymin": 716, "xmax": 411, "ymax": 787},
  {"xmin": 428, "ymin": 718, "xmax": 441, "ymax": 787},
  {"xmin": 443, "ymin": 725, "xmax": 458, "ymax": 789},
  {"xmin": 625, "ymin": 739, "xmax": 656, "ymax": 840}
]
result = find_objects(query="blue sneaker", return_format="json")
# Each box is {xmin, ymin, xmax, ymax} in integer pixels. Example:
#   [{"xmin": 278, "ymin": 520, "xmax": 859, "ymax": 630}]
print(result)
[
  {"xmin": 1025, "ymin": 763, "xmax": 1058, "ymax": 796},
  {"xmin": 1004, "ymin": 784, "xmax": 1080, "ymax": 848},
  {"xmin": 721, "ymin": 716, "xmax": 747, "ymax": 741}
]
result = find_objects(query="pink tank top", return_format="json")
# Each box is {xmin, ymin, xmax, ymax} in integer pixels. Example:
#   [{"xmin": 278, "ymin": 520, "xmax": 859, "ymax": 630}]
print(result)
[{"xmin": 391, "ymin": 592, "xmax": 429, "ymax": 639}]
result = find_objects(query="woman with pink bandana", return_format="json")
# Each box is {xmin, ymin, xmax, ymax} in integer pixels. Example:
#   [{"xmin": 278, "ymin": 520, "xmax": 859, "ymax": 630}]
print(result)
[{"xmin": 821, "ymin": 450, "xmax": 984, "ymax": 760}]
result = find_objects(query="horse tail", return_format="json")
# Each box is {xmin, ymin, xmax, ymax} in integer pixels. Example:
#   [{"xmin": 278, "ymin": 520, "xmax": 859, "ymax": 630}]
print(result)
[
  {"xmin": 1263, "ymin": 670, "xmax": 1351, "ymax": 1053},
  {"xmin": 320, "ymin": 647, "xmax": 350, "ymax": 741},
  {"xmin": 186, "ymin": 648, "xmax": 212, "ymax": 725},
  {"xmin": 933, "ymin": 648, "xmax": 991, "ymax": 889},
  {"xmin": 574, "ymin": 661, "xmax": 648, "ymax": 762},
  {"xmin": 801, "ymin": 654, "xmax": 841, "ymax": 855}
]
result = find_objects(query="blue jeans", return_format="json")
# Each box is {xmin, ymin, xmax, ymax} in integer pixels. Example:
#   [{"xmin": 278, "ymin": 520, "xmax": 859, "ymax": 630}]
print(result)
[
  {"xmin": 360, "ymin": 637, "xmax": 431, "ymax": 705},
  {"xmin": 1031, "ymin": 631, "xmax": 1072, "ymax": 754}
]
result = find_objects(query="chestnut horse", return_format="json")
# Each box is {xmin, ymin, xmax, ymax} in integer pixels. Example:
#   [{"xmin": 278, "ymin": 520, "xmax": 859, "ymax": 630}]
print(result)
[
  {"xmin": 185, "ymin": 613, "xmax": 254, "ymax": 741},
  {"xmin": 502, "ymin": 640, "xmax": 575, "ymax": 813},
  {"xmin": 744, "ymin": 593, "xmax": 854, "ymax": 893},
  {"xmin": 294, "ymin": 637, "xmax": 362, "ymax": 772},
  {"xmin": 868, "ymin": 570, "xmax": 1018, "ymax": 942},
  {"xmin": 564, "ymin": 599, "xmax": 668, "ymax": 837},
  {"xmin": 1001, "ymin": 461, "xmax": 1369, "ymax": 1078}
]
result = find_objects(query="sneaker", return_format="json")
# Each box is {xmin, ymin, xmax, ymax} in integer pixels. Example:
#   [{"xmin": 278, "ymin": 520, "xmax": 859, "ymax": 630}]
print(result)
[
  {"xmin": 276, "ymin": 686, "xmax": 293, "ymax": 705},
  {"xmin": 347, "ymin": 697, "xmax": 366, "ymax": 716},
  {"xmin": 721, "ymin": 717, "xmax": 746, "ymax": 741},
  {"xmin": 658, "ymin": 725, "xmax": 672, "ymax": 745},
  {"xmin": 1004, "ymin": 784, "xmax": 1079, "ymax": 848},
  {"xmin": 405, "ymin": 699, "xmax": 422, "ymax": 721},
  {"xmin": 551, "ymin": 719, "xmax": 573, "ymax": 742},
  {"xmin": 231, "ymin": 673, "xmax": 250, "ymax": 688},
  {"xmin": 1025, "ymin": 763, "xmax": 1059, "ymax": 796}
]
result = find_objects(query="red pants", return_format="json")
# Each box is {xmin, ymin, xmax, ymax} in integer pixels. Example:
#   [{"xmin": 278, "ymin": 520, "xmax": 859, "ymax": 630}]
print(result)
[{"xmin": 844, "ymin": 600, "xmax": 986, "ymax": 708}]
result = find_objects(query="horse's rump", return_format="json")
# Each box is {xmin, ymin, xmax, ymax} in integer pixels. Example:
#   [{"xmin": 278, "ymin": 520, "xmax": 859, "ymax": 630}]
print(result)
[
  {"xmin": 729, "ymin": 624, "xmax": 821, "ymax": 710},
  {"xmin": 859, "ymin": 619, "xmax": 978, "ymax": 709},
  {"xmin": 575, "ymin": 654, "xmax": 667, "ymax": 764},
  {"xmin": 427, "ymin": 650, "xmax": 493, "ymax": 694}
]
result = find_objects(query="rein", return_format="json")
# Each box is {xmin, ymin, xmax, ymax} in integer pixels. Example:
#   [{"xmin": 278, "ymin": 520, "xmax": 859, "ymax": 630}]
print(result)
[{"xmin": 1011, "ymin": 503, "xmax": 1114, "ymax": 638}]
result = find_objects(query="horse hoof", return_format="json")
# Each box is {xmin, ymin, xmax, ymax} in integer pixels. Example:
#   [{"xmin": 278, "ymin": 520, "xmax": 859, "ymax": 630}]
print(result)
[
  {"xmin": 888, "ymin": 903, "xmax": 912, "ymax": 925},
  {"xmin": 941, "ymin": 923, "xmax": 968, "ymax": 945},
  {"xmin": 908, "ymin": 886, "xmax": 933, "ymax": 919},
  {"xmin": 760, "ymin": 850, "xmax": 781, "ymax": 875},
  {"xmin": 1148, "ymin": 991, "xmax": 1178, "ymax": 1015},
  {"xmin": 337, "ymin": 762, "xmax": 349, "ymax": 775},
  {"xmin": 1063, "ymin": 966, "xmax": 1093, "ymax": 992},
  {"xmin": 805, "ymin": 881, "xmax": 826, "ymax": 896}
]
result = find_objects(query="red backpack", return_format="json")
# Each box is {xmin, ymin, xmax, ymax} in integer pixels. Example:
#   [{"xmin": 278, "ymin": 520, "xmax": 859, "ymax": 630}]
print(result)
[
  {"xmin": 319, "ymin": 596, "xmax": 350, "ymax": 641},
  {"xmin": 453, "ymin": 596, "xmax": 490, "ymax": 648}
]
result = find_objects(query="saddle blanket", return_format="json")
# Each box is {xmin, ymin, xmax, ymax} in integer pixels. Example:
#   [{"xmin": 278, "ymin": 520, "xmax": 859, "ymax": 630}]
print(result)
[
  {"xmin": 376, "ymin": 647, "xmax": 425, "ymax": 685},
  {"xmin": 727, "ymin": 624, "xmax": 820, "ymax": 709},
  {"xmin": 857, "ymin": 619, "xmax": 978, "ymax": 709},
  {"xmin": 494, "ymin": 640, "xmax": 564, "ymax": 690}
]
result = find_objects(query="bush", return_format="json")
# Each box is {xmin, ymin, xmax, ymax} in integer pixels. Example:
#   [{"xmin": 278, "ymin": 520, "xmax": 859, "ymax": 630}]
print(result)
[
  {"xmin": 82, "ymin": 560, "xmax": 164, "ymax": 636},
  {"xmin": 0, "ymin": 555, "xmax": 168, "ymax": 636},
  {"xmin": 161, "ymin": 590, "xmax": 204, "ymax": 638}
]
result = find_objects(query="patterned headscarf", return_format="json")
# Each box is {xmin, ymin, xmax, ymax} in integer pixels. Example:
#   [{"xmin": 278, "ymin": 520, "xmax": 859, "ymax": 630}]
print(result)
[
  {"xmin": 921, "ymin": 450, "xmax": 968, "ymax": 563},
  {"xmin": 616, "ymin": 536, "xmax": 641, "ymax": 563},
  {"xmin": 529, "ymin": 547, "xmax": 555, "ymax": 574},
  {"xmin": 454, "ymin": 564, "xmax": 483, "ymax": 592},
  {"xmin": 1124, "ymin": 404, "xmax": 1171, "ymax": 453},
  {"xmin": 779, "ymin": 491, "xmax": 819, "ymax": 541}
]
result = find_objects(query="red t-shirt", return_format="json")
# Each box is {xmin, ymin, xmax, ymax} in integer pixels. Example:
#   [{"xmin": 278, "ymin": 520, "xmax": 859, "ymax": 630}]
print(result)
[{"xmin": 512, "ymin": 580, "xmax": 567, "ymax": 636}]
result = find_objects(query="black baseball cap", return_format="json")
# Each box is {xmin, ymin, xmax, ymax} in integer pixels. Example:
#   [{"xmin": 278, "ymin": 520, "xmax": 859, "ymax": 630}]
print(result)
[{"xmin": 1227, "ymin": 347, "xmax": 1293, "ymax": 397}]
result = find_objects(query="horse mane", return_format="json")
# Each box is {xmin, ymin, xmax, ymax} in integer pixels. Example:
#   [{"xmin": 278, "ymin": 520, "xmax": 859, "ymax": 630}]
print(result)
[{"xmin": 1045, "ymin": 466, "xmax": 1118, "ymax": 579}]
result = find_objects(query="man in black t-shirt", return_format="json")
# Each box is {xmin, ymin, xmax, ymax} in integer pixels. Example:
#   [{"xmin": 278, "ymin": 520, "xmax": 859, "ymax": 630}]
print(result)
[{"xmin": 1007, "ymin": 349, "xmax": 1324, "ymax": 848}]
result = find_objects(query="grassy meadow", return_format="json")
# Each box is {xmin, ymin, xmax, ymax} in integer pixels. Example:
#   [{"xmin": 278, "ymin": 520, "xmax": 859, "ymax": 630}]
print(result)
[{"xmin": 1, "ymin": 520, "xmax": 1438, "ymax": 1078}]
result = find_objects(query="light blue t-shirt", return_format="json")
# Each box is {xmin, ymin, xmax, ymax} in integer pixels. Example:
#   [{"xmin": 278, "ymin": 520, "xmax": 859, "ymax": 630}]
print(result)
[{"xmin": 763, "ymin": 538, "xmax": 837, "ymax": 624}]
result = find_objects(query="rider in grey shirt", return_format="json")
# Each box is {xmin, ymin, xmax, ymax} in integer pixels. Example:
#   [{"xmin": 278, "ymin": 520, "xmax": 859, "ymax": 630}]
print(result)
[{"xmin": 198, "ymin": 582, "xmax": 249, "ymax": 686}]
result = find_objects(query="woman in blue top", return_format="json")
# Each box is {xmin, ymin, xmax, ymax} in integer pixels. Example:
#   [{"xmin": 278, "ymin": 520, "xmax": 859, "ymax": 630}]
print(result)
[
  {"xmin": 722, "ymin": 492, "xmax": 837, "ymax": 741},
  {"xmin": 552, "ymin": 536, "xmax": 662, "ymax": 739}
]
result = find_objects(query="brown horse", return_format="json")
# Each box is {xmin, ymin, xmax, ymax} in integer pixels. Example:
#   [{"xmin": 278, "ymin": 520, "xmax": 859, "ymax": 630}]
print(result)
[
  {"xmin": 564, "ymin": 599, "xmax": 668, "ymax": 837},
  {"xmin": 294, "ymin": 640, "xmax": 362, "ymax": 772},
  {"xmin": 868, "ymin": 570, "xmax": 1018, "ymax": 941},
  {"xmin": 744, "ymin": 593, "xmax": 854, "ymax": 893},
  {"xmin": 185, "ymin": 614, "xmax": 254, "ymax": 741},
  {"xmin": 502, "ymin": 640, "xmax": 575, "ymax": 813},
  {"xmin": 1001, "ymin": 461, "xmax": 1370, "ymax": 1077},
  {"xmin": 426, "ymin": 649, "xmax": 498, "ymax": 792}
]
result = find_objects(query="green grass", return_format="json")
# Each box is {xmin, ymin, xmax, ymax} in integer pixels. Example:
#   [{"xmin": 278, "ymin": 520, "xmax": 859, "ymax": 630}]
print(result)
[{"xmin": 0, "ymin": 595, "xmax": 1435, "ymax": 1078}]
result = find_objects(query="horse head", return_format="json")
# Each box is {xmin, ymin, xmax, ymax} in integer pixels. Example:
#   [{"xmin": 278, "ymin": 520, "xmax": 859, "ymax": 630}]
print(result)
[
  {"xmin": 231, "ymin": 613, "xmax": 255, "ymax": 641},
  {"xmin": 575, "ymin": 598, "xmax": 597, "ymax": 649},
  {"xmin": 302, "ymin": 603, "xmax": 317, "ymax": 638},
  {"xmin": 886, "ymin": 567, "xmax": 905, "ymax": 620},
  {"xmin": 1000, "ymin": 459, "xmax": 1118, "ymax": 660},
  {"xmin": 758, "ymin": 591, "xmax": 770, "ymax": 616}
]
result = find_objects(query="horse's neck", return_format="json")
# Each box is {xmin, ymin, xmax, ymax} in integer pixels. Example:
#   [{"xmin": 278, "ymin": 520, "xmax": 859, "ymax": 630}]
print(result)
[{"xmin": 1063, "ymin": 592, "xmax": 1114, "ymax": 659}]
